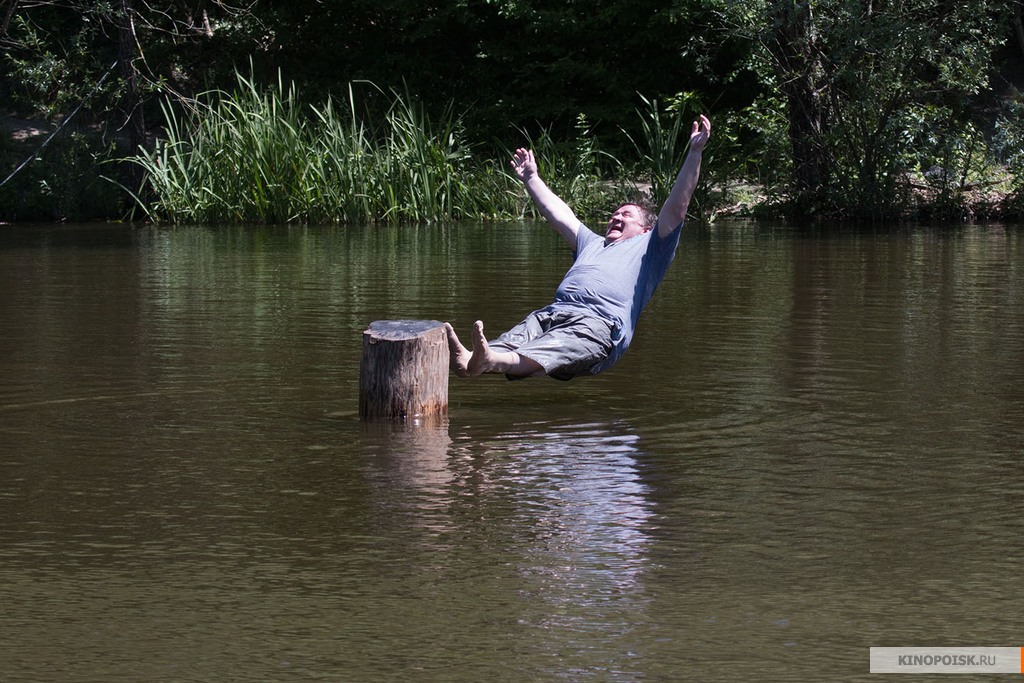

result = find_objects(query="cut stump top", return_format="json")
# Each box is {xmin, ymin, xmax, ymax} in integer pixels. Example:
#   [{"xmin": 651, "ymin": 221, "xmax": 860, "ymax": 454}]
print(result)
[{"xmin": 364, "ymin": 319, "xmax": 444, "ymax": 341}]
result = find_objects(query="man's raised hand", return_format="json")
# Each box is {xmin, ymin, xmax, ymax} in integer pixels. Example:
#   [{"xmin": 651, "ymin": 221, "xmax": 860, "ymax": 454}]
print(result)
[
  {"xmin": 510, "ymin": 148, "xmax": 537, "ymax": 183},
  {"xmin": 689, "ymin": 114, "xmax": 711, "ymax": 153}
]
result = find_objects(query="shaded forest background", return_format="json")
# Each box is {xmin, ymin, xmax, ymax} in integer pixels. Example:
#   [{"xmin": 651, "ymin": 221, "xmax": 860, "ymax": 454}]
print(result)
[{"xmin": 1, "ymin": 0, "xmax": 1023, "ymax": 224}]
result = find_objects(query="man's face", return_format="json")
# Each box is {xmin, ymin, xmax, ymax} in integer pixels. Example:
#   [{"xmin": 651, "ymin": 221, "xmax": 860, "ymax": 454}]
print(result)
[{"xmin": 604, "ymin": 204, "xmax": 650, "ymax": 244}]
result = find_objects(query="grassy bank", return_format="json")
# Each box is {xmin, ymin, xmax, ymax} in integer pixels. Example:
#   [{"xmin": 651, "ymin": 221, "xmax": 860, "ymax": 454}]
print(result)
[
  {"xmin": 110, "ymin": 69, "xmax": 1024, "ymax": 227},
  {"xmin": 136, "ymin": 76, "xmax": 475, "ymax": 224},
  {"xmin": 4, "ymin": 69, "xmax": 1023, "ymax": 225},
  {"xmin": 129, "ymin": 72, "xmax": 669, "ymax": 226}
]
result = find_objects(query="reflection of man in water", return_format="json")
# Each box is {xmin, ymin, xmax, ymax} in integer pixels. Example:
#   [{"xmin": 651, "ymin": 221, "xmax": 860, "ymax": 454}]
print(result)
[{"xmin": 446, "ymin": 115, "xmax": 711, "ymax": 380}]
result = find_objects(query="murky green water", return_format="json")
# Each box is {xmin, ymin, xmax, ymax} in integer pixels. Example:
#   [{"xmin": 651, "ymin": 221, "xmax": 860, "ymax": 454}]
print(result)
[{"xmin": 1, "ymin": 221, "xmax": 1022, "ymax": 681}]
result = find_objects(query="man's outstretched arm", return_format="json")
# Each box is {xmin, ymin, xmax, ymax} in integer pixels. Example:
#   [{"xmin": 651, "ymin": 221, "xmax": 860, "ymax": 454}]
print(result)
[
  {"xmin": 657, "ymin": 114, "xmax": 711, "ymax": 238},
  {"xmin": 511, "ymin": 148, "xmax": 580, "ymax": 247}
]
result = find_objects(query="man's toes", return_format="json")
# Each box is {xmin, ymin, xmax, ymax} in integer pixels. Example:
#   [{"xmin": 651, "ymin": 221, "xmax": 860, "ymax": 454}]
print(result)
[
  {"xmin": 467, "ymin": 321, "xmax": 489, "ymax": 376},
  {"xmin": 471, "ymin": 320, "xmax": 486, "ymax": 346},
  {"xmin": 444, "ymin": 322, "xmax": 462, "ymax": 348}
]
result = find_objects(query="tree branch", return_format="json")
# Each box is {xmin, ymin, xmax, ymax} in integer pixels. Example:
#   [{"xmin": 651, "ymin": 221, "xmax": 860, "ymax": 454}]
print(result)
[
  {"xmin": 1015, "ymin": 0, "xmax": 1024, "ymax": 59},
  {"xmin": 1, "ymin": 0, "xmax": 19, "ymax": 37}
]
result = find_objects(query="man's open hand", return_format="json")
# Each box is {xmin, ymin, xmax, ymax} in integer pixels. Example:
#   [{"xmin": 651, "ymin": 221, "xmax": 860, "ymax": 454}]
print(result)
[
  {"xmin": 510, "ymin": 148, "xmax": 538, "ymax": 183},
  {"xmin": 689, "ymin": 114, "xmax": 711, "ymax": 153}
]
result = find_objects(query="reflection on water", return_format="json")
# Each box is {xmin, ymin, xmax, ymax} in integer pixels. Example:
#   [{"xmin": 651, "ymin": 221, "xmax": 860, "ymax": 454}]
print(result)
[
  {"xmin": 1, "ymin": 222, "xmax": 1023, "ymax": 681},
  {"xmin": 351, "ymin": 417, "xmax": 656, "ymax": 679}
]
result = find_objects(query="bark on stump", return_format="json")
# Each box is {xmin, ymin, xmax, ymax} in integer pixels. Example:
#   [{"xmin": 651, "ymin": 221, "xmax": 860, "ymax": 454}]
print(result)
[{"xmin": 359, "ymin": 320, "xmax": 449, "ymax": 421}]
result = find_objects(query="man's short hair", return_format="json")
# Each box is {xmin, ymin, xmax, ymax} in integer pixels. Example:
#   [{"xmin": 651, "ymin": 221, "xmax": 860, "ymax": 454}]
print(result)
[{"xmin": 622, "ymin": 202, "xmax": 658, "ymax": 229}]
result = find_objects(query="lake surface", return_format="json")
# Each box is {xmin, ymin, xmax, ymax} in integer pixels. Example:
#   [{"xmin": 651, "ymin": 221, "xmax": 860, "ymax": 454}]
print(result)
[{"xmin": 1, "ymin": 220, "xmax": 1022, "ymax": 681}]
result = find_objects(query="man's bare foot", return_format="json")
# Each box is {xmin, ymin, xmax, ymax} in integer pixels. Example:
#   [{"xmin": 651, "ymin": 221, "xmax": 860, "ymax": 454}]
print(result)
[
  {"xmin": 467, "ymin": 320, "xmax": 492, "ymax": 376},
  {"xmin": 448, "ymin": 320, "xmax": 542, "ymax": 377},
  {"xmin": 444, "ymin": 323, "xmax": 472, "ymax": 377},
  {"xmin": 446, "ymin": 321, "xmax": 499, "ymax": 377}
]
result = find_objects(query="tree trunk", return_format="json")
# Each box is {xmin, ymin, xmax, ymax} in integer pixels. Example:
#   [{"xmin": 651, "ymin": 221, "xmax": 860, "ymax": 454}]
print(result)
[
  {"xmin": 1, "ymin": 0, "xmax": 18, "ymax": 37},
  {"xmin": 359, "ymin": 320, "xmax": 449, "ymax": 422},
  {"xmin": 117, "ymin": 0, "xmax": 146, "ymax": 189},
  {"xmin": 1015, "ymin": 0, "xmax": 1024, "ymax": 59},
  {"xmin": 768, "ymin": 0, "xmax": 829, "ymax": 217}
]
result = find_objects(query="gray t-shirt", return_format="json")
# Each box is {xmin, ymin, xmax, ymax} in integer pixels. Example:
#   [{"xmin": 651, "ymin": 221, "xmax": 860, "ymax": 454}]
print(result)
[{"xmin": 549, "ymin": 221, "xmax": 683, "ymax": 373}]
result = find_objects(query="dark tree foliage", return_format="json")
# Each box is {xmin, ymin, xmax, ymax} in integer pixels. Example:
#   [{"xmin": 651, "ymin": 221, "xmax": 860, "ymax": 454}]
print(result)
[
  {"xmin": 0, "ymin": 0, "xmax": 754, "ymax": 158},
  {"xmin": 2, "ymin": 0, "xmax": 1022, "ymax": 221},
  {"xmin": 244, "ymin": 0, "xmax": 750, "ymax": 150}
]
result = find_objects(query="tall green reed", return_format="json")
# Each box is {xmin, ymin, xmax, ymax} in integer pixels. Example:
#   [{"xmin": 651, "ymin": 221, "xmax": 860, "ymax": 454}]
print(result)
[
  {"xmin": 132, "ymin": 71, "xmax": 525, "ymax": 224},
  {"xmin": 623, "ymin": 93, "xmax": 696, "ymax": 205},
  {"xmin": 133, "ymin": 71, "xmax": 310, "ymax": 223},
  {"xmin": 624, "ymin": 92, "xmax": 738, "ymax": 222},
  {"xmin": 132, "ymin": 69, "xmax": 720, "ymax": 226},
  {"xmin": 307, "ymin": 86, "xmax": 379, "ymax": 224},
  {"xmin": 511, "ymin": 114, "xmax": 622, "ymax": 223},
  {"xmin": 376, "ymin": 90, "xmax": 468, "ymax": 222}
]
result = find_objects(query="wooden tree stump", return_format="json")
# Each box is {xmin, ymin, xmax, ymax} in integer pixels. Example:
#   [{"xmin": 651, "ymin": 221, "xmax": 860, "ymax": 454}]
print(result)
[{"xmin": 359, "ymin": 320, "xmax": 449, "ymax": 421}]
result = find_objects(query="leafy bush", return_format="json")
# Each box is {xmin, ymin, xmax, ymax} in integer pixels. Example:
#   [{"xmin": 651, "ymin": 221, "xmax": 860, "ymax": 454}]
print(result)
[{"xmin": 0, "ymin": 128, "xmax": 122, "ymax": 221}]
